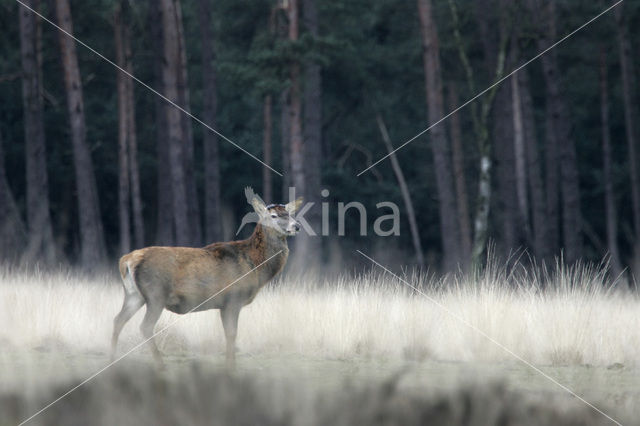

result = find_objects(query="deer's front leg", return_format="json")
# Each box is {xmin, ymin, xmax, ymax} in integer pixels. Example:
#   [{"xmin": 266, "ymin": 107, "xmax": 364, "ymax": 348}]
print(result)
[{"xmin": 220, "ymin": 303, "xmax": 241, "ymax": 368}]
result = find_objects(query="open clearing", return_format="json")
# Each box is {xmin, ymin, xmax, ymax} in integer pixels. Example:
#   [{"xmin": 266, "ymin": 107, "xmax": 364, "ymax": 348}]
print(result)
[{"xmin": 1, "ymin": 265, "xmax": 639, "ymax": 424}]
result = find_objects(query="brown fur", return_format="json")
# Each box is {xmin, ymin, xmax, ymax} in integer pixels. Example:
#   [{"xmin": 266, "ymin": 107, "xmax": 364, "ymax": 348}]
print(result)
[
  {"xmin": 120, "ymin": 224, "xmax": 288, "ymax": 313},
  {"xmin": 111, "ymin": 209, "xmax": 297, "ymax": 367}
]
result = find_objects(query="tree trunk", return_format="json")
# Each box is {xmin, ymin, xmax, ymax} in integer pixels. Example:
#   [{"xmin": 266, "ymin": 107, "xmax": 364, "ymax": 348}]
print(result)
[
  {"xmin": 175, "ymin": 0, "xmax": 202, "ymax": 246},
  {"xmin": 615, "ymin": 5, "xmax": 640, "ymax": 272},
  {"xmin": 125, "ymin": 25, "xmax": 144, "ymax": 249},
  {"xmin": 530, "ymin": 0, "xmax": 560, "ymax": 259},
  {"xmin": 288, "ymin": 0, "xmax": 304, "ymax": 200},
  {"xmin": 150, "ymin": 1, "xmax": 174, "ymax": 246},
  {"xmin": 599, "ymin": 47, "xmax": 622, "ymax": 278},
  {"xmin": 475, "ymin": 0, "xmax": 518, "ymax": 258},
  {"xmin": 114, "ymin": 2, "xmax": 131, "ymax": 255},
  {"xmin": 447, "ymin": 83, "xmax": 471, "ymax": 267},
  {"xmin": 55, "ymin": 0, "xmax": 106, "ymax": 266},
  {"xmin": 20, "ymin": 0, "xmax": 56, "ymax": 264},
  {"xmin": 302, "ymin": 0, "xmax": 322, "ymax": 259},
  {"xmin": 417, "ymin": 0, "xmax": 461, "ymax": 272},
  {"xmin": 447, "ymin": 0, "xmax": 506, "ymax": 268},
  {"xmin": 113, "ymin": 2, "xmax": 143, "ymax": 251},
  {"xmin": 376, "ymin": 114, "xmax": 425, "ymax": 266},
  {"xmin": 543, "ymin": 99, "xmax": 559, "ymax": 256},
  {"xmin": 471, "ymin": 149, "xmax": 492, "ymax": 267},
  {"xmin": 287, "ymin": 0, "xmax": 310, "ymax": 269},
  {"xmin": 281, "ymin": 88, "xmax": 291, "ymax": 199},
  {"xmin": 199, "ymin": 0, "xmax": 222, "ymax": 243},
  {"xmin": 511, "ymin": 70, "xmax": 530, "ymax": 244},
  {"xmin": 558, "ymin": 113, "xmax": 582, "ymax": 264},
  {"xmin": 519, "ymin": 69, "xmax": 549, "ymax": 261},
  {"xmin": 160, "ymin": 0, "xmax": 190, "ymax": 246},
  {"xmin": 0, "ymin": 129, "xmax": 26, "ymax": 261},
  {"xmin": 118, "ymin": 2, "xmax": 144, "ymax": 249},
  {"xmin": 493, "ymin": 80, "xmax": 518, "ymax": 256},
  {"xmin": 263, "ymin": 94, "xmax": 273, "ymax": 203},
  {"xmin": 536, "ymin": 0, "xmax": 582, "ymax": 264}
]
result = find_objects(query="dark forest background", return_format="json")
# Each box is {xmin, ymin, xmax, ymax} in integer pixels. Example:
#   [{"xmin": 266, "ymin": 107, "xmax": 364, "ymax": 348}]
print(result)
[{"xmin": 0, "ymin": 0, "xmax": 639, "ymax": 278}]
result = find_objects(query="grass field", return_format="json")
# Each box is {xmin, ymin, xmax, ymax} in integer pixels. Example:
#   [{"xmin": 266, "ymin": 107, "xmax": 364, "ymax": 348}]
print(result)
[{"xmin": 1, "ymin": 262, "xmax": 638, "ymax": 425}]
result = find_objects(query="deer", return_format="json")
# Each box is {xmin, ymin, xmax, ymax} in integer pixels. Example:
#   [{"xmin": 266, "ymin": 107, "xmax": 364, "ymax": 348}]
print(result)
[{"xmin": 110, "ymin": 187, "xmax": 302, "ymax": 367}]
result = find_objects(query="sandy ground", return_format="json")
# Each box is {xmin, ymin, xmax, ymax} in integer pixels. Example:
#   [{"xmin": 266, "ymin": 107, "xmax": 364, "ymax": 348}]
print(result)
[{"xmin": 1, "ymin": 347, "xmax": 637, "ymax": 425}]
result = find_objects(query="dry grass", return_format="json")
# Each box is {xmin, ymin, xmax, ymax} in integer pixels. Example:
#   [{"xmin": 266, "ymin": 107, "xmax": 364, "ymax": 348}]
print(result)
[
  {"xmin": 0, "ymin": 261, "xmax": 636, "ymax": 425},
  {"xmin": 0, "ymin": 261, "xmax": 637, "ymax": 367}
]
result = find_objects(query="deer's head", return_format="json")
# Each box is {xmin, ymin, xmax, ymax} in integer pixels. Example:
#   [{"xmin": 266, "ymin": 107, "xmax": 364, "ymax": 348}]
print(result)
[{"xmin": 246, "ymin": 187, "xmax": 302, "ymax": 236}]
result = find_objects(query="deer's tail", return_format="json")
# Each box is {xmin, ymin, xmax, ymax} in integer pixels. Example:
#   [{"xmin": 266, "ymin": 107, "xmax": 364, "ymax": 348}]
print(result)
[{"xmin": 118, "ymin": 251, "xmax": 144, "ymax": 297}]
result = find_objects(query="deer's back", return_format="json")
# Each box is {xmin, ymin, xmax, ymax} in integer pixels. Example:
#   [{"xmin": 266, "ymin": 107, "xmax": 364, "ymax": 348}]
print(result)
[{"xmin": 122, "ymin": 243, "xmax": 266, "ymax": 313}]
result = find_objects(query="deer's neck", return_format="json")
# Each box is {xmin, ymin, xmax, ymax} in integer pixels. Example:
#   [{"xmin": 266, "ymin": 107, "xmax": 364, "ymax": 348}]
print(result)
[{"xmin": 247, "ymin": 224, "xmax": 289, "ymax": 280}]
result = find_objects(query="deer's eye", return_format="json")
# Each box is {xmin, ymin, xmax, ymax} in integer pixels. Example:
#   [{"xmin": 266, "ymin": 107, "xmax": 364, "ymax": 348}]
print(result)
[{"xmin": 271, "ymin": 213, "xmax": 277, "ymax": 218}]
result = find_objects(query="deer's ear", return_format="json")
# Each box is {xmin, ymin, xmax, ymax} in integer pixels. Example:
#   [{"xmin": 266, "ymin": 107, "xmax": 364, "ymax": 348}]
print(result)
[
  {"xmin": 250, "ymin": 197, "xmax": 268, "ymax": 215},
  {"xmin": 245, "ymin": 186, "xmax": 268, "ymax": 215},
  {"xmin": 286, "ymin": 197, "xmax": 303, "ymax": 213}
]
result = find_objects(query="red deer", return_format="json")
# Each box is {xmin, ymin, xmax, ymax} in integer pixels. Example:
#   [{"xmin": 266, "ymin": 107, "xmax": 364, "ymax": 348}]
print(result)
[{"xmin": 111, "ymin": 188, "xmax": 302, "ymax": 366}]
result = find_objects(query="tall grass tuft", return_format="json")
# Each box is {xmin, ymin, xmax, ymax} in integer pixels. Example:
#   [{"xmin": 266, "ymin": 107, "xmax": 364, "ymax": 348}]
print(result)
[{"xmin": 1, "ymin": 258, "xmax": 637, "ymax": 367}]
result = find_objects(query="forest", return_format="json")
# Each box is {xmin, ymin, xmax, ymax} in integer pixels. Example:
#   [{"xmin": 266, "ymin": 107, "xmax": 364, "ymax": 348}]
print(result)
[
  {"xmin": 4, "ymin": 2, "xmax": 640, "ymax": 425},
  {"xmin": 0, "ymin": 0, "xmax": 639, "ymax": 278}
]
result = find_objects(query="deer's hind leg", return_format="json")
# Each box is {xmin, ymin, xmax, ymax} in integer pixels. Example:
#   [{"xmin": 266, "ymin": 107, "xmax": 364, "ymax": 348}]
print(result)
[
  {"xmin": 111, "ymin": 291, "xmax": 145, "ymax": 361},
  {"xmin": 140, "ymin": 302, "xmax": 164, "ymax": 365}
]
